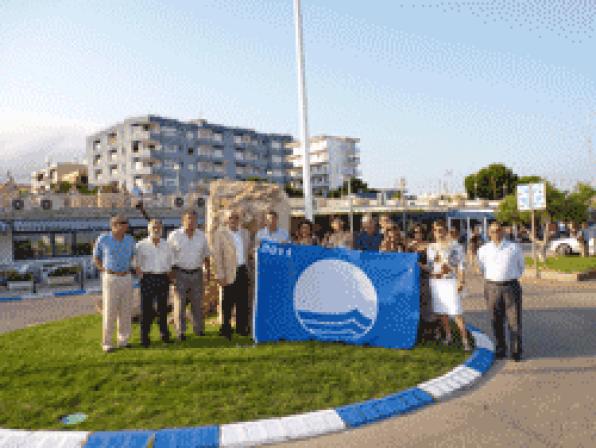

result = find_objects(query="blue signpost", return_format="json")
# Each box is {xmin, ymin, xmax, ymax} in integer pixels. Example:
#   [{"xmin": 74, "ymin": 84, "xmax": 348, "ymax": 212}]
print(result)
[{"xmin": 254, "ymin": 242, "xmax": 420, "ymax": 349}]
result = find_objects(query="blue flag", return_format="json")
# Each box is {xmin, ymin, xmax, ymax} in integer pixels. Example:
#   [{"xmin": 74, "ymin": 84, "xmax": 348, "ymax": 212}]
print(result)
[{"xmin": 254, "ymin": 242, "xmax": 420, "ymax": 349}]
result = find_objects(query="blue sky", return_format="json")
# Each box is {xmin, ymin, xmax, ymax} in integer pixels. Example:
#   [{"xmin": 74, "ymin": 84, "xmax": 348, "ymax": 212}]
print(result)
[{"xmin": 1, "ymin": 0, "xmax": 594, "ymax": 194}]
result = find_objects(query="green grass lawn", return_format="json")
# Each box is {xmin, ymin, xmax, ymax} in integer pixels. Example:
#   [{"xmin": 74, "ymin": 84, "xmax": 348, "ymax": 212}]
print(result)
[
  {"xmin": 525, "ymin": 256, "xmax": 596, "ymax": 273},
  {"xmin": 0, "ymin": 315, "xmax": 466, "ymax": 431}
]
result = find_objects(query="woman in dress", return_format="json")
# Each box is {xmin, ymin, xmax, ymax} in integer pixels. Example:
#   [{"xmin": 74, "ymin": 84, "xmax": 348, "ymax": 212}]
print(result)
[
  {"xmin": 294, "ymin": 219, "xmax": 319, "ymax": 246},
  {"xmin": 379, "ymin": 222, "xmax": 406, "ymax": 252},
  {"xmin": 427, "ymin": 220, "xmax": 471, "ymax": 351}
]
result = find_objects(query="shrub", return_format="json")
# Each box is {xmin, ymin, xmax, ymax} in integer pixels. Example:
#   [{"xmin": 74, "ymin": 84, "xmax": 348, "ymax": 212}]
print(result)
[
  {"xmin": 6, "ymin": 271, "xmax": 33, "ymax": 281},
  {"xmin": 48, "ymin": 266, "xmax": 80, "ymax": 277}
]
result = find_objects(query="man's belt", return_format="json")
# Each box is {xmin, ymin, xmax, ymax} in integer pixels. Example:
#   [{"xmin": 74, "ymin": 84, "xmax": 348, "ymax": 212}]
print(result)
[
  {"xmin": 486, "ymin": 279, "xmax": 518, "ymax": 286},
  {"xmin": 105, "ymin": 270, "xmax": 130, "ymax": 277},
  {"xmin": 173, "ymin": 266, "xmax": 200, "ymax": 274}
]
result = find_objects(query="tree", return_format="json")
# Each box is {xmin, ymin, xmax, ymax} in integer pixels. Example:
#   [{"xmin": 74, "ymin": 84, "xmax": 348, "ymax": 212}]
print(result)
[
  {"xmin": 465, "ymin": 163, "xmax": 518, "ymax": 199},
  {"xmin": 246, "ymin": 176, "xmax": 268, "ymax": 182},
  {"xmin": 327, "ymin": 177, "xmax": 377, "ymax": 198},
  {"xmin": 50, "ymin": 181, "xmax": 72, "ymax": 193},
  {"xmin": 284, "ymin": 183, "xmax": 303, "ymax": 198}
]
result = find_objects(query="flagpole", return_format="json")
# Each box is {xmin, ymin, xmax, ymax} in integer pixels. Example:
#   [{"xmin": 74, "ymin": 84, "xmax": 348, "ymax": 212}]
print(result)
[{"xmin": 293, "ymin": 0, "xmax": 313, "ymax": 221}]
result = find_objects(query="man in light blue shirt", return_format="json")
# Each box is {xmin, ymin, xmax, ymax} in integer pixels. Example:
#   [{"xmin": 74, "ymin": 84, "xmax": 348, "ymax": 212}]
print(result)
[
  {"xmin": 93, "ymin": 214, "xmax": 136, "ymax": 352},
  {"xmin": 255, "ymin": 210, "xmax": 289, "ymax": 248}
]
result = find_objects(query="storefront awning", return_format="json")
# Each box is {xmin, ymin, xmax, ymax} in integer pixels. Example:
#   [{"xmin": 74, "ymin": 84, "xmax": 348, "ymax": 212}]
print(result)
[{"xmin": 11, "ymin": 217, "xmax": 191, "ymax": 232}]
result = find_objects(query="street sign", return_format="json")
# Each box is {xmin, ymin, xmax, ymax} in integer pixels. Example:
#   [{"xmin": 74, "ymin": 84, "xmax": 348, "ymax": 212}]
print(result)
[
  {"xmin": 530, "ymin": 183, "xmax": 546, "ymax": 210},
  {"xmin": 516, "ymin": 185, "xmax": 530, "ymax": 211},
  {"xmin": 517, "ymin": 183, "xmax": 546, "ymax": 211}
]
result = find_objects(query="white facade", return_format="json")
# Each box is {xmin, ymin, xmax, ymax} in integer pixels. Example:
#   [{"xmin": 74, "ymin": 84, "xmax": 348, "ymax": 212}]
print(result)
[{"xmin": 287, "ymin": 136, "xmax": 360, "ymax": 196}]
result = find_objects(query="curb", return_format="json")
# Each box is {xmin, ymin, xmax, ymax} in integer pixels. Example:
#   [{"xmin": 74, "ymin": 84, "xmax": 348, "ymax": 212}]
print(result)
[
  {"xmin": 0, "ymin": 325, "xmax": 495, "ymax": 448},
  {"xmin": 0, "ymin": 284, "xmax": 137, "ymax": 302}
]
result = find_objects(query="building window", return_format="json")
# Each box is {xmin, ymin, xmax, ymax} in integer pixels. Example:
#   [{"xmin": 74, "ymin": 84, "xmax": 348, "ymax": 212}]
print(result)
[
  {"xmin": 164, "ymin": 145, "xmax": 177, "ymax": 153},
  {"xmin": 132, "ymin": 141, "xmax": 140, "ymax": 153},
  {"xmin": 164, "ymin": 177, "xmax": 178, "ymax": 187},
  {"xmin": 234, "ymin": 135, "xmax": 243, "ymax": 145},
  {"xmin": 54, "ymin": 233, "xmax": 73, "ymax": 256},
  {"xmin": 164, "ymin": 160, "xmax": 176, "ymax": 170},
  {"xmin": 271, "ymin": 141, "xmax": 282, "ymax": 149},
  {"xmin": 213, "ymin": 133, "xmax": 223, "ymax": 142},
  {"xmin": 188, "ymin": 147, "xmax": 194, "ymax": 155}
]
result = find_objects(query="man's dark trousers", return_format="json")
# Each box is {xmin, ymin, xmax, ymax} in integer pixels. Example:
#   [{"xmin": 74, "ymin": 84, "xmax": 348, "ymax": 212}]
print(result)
[
  {"xmin": 222, "ymin": 265, "xmax": 249, "ymax": 335},
  {"xmin": 140, "ymin": 273, "xmax": 170, "ymax": 344},
  {"xmin": 484, "ymin": 279, "xmax": 522, "ymax": 357}
]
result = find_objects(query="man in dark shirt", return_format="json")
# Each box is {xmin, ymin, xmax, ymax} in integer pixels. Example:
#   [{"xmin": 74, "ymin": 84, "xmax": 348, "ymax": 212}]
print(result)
[{"xmin": 354, "ymin": 214, "xmax": 383, "ymax": 251}]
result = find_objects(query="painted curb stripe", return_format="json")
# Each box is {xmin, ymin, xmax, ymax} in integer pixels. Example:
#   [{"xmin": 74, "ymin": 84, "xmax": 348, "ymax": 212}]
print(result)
[
  {"xmin": 83, "ymin": 430, "xmax": 154, "ymax": 448},
  {"xmin": 464, "ymin": 348, "xmax": 495, "ymax": 374},
  {"xmin": 470, "ymin": 330, "xmax": 495, "ymax": 352},
  {"xmin": 154, "ymin": 426, "xmax": 219, "ymax": 448},
  {"xmin": 220, "ymin": 410, "xmax": 345, "ymax": 447},
  {"xmin": 0, "ymin": 284, "xmax": 138, "ymax": 303},
  {"xmin": 21, "ymin": 430, "xmax": 90, "ymax": 448},
  {"xmin": 0, "ymin": 429, "xmax": 32, "ymax": 448},
  {"xmin": 336, "ymin": 388, "xmax": 433, "ymax": 428}
]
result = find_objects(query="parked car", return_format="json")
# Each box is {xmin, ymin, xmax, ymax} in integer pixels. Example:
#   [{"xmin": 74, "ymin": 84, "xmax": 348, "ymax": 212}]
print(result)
[{"xmin": 548, "ymin": 237, "xmax": 582, "ymax": 255}]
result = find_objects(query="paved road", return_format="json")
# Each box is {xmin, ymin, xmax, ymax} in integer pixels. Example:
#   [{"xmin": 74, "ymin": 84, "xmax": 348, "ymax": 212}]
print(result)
[
  {"xmin": 0, "ymin": 294, "xmax": 99, "ymax": 335},
  {"xmin": 1, "ymin": 277, "xmax": 594, "ymax": 447},
  {"xmin": 274, "ymin": 275, "xmax": 596, "ymax": 448}
]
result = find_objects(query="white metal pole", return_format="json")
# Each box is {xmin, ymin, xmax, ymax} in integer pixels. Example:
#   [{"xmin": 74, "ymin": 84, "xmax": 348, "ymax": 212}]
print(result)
[
  {"xmin": 348, "ymin": 177, "xmax": 353, "ymax": 234},
  {"xmin": 293, "ymin": 0, "xmax": 313, "ymax": 221}
]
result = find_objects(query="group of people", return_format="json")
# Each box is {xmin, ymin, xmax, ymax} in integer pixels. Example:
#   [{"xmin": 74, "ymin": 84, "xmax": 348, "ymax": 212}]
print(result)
[
  {"xmin": 93, "ymin": 208, "xmax": 254, "ymax": 352},
  {"xmin": 284, "ymin": 214, "xmax": 525, "ymax": 359},
  {"xmin": 94, "ymin": 209, "xmax": 525, "ymax": 361}
]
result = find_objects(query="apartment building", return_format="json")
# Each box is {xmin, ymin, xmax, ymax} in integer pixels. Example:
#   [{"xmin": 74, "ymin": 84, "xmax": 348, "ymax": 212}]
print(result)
[
  {"xmin": 31, "ymin": 163, "xmax": 88, "ymax": 193},
  {"xmin": 287, "ymin": 136, "xmax": 360, "ymax": 196},
  {"xmin": 86, "ymin": 115, "xmax": 293, "ymax": 194}
]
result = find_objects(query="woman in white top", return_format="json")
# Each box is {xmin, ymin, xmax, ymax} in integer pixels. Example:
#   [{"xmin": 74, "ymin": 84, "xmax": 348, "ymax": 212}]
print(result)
[{"xmin": 426, "ymin": 220, "xmax": 471, "ymax": 351}]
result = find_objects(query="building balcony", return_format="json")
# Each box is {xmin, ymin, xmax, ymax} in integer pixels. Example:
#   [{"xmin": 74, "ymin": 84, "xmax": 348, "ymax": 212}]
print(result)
[{"xmin": 131, "ymin": 130, "xmax": 150, "ymax": 141}]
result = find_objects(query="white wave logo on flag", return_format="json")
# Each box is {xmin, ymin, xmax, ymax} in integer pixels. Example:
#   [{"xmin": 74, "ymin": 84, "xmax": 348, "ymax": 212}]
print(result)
[{"xmin": 293, "ymin": 259, "xmax": 378, "ymax": 340}]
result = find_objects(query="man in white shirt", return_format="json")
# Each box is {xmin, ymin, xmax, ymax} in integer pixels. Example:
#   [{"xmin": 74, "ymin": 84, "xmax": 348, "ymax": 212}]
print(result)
[
  {"xmin": 254, "ymin": 210, "xmax": 289, "ymax": 248},
  {"xmin": 212, "ymin": 209, "xmax": 252, "ymax": 339},
  {"xmin": 135, "ymin": 219, "xmax": 173, "ymax": 347},
  {"xmin": 167, "ymin": 209, "xmax": 210, "ymax": 341},
  {"xmin": 478, "ymin": 221, "xmax": 525, "ymax": 361}
]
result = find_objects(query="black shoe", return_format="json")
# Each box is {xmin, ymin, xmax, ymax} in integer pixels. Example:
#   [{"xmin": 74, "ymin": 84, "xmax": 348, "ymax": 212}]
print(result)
[
  {"xmin": 219, "ymin": 327, "xmax": 232, "ymax": 340},
  {"xmin": 103, "ymin": 347, "xmax": 115, "ymax": 353},
  {"xmin": 120, "ymin": 343, "xmax": 132, "ymax": 349},
  {"xmin": 161, "ymin": 336, "xmax": 172, "ymax": 344},
  {"xmin": 512, "ymin": 353, "xmax": 523, "ymax": 362},
  {"xmin": 179, "ymin": 334, "xmax": 186, "ymax": 342},
  {"xmin": 496, "ymin": 352, "xmax": 507, "ymax": 360},
  {"xmin": 237, "ymin": 330, "xmax": 250, "ymax": 337},
  {"xmin": 196, "ymin": 331, "xmax": 206, "ymax": 337},
  {"xmin": 141, "ymin": 340, "xmax": 150, "ymax": 348}
]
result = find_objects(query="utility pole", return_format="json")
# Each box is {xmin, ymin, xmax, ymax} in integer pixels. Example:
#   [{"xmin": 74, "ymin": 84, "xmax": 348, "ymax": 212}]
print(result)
[
  {"xmin": 293, "ymin": 0, "xmax": 313, "ymax": 221},
  {"xmin": 400, "ymin": 177, "xmax": 407, "ymax": 234}
]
